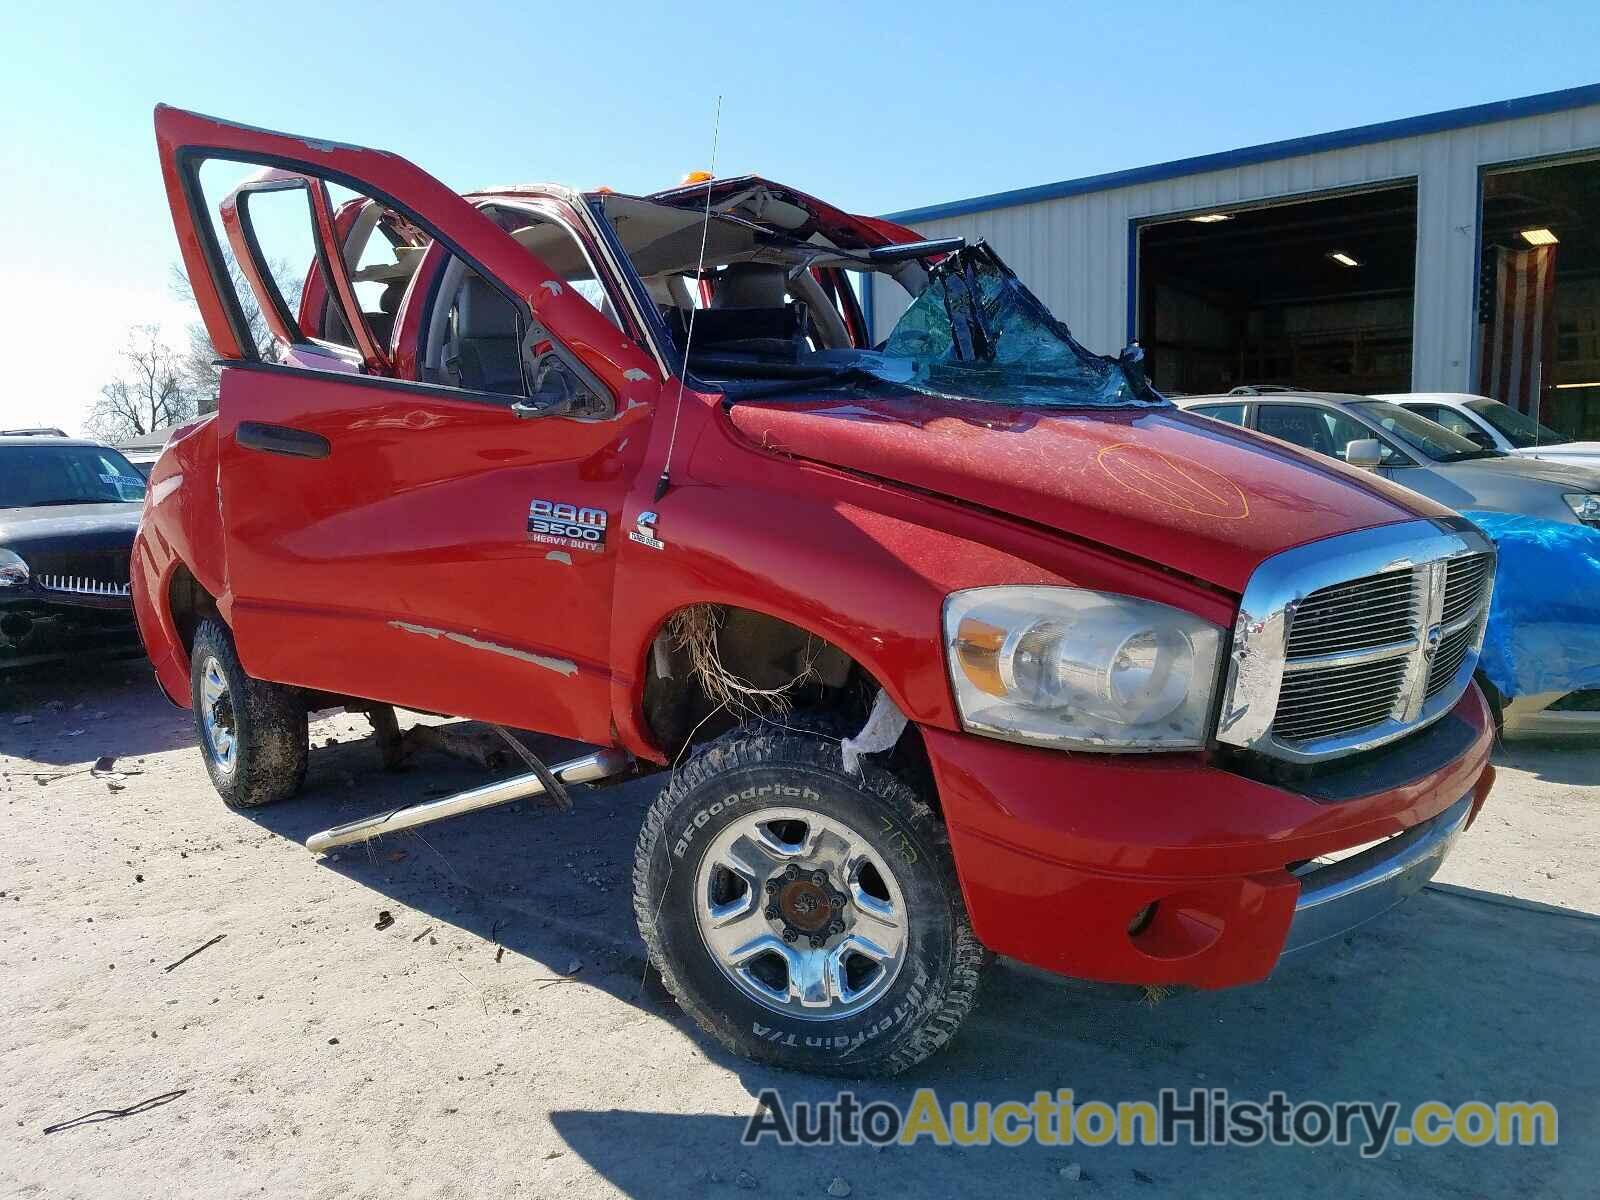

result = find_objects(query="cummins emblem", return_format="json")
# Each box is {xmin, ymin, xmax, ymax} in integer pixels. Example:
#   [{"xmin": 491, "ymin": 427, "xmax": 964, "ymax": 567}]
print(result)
[
  {"xmin": 628, "ymin": 510, "xmax": 665, "ymax": 551},
  {"xmin": 527, "ymin": 498, "xmax": 608, "ymax": 552}
]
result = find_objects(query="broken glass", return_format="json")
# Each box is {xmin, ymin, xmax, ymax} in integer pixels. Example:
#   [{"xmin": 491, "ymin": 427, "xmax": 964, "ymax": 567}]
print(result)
[{"xmin": 877, "ymin": 243, "xmax": 1165, "ymax": 409}]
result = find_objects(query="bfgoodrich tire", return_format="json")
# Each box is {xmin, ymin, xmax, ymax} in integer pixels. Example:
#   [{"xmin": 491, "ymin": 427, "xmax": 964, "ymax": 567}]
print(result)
[
  {"xmin": 190, "ymin": 619, "xmax": 308, "ymax": 809},
  {"xmin": 633, "ymin": 728, "xmax": 986, "ymax": 1075}
]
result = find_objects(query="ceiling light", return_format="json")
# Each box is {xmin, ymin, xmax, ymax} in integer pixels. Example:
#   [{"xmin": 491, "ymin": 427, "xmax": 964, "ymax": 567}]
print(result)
[
  {"xmin": 1188, "ymin": 213, "xmax": 1231, "ymax": 223},
  {"xmin": 1520, "ymin": 227, "xmax": 1559, "ymax": 246},
  {"xmin": 1327, "ymin": 251, "xmax": 1360, "ymax": 268}
]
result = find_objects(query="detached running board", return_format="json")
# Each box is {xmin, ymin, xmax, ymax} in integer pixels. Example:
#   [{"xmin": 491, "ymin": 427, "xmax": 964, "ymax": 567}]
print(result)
[{"xmin": 305, "ymin": 748, "xmax": 633, "ymax": 854}]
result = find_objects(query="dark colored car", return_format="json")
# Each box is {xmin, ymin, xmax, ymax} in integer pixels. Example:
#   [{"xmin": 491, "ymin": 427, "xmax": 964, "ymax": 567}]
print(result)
[{"xmin": 0, "ymin": 434, "xmax": 147, "ymax": 667}]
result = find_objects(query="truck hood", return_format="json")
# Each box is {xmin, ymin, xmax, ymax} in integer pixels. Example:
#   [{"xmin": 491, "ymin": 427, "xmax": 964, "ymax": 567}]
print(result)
[{"xmin": 727, "ymin": 394, "xmax": 1435, "ymax": 593}]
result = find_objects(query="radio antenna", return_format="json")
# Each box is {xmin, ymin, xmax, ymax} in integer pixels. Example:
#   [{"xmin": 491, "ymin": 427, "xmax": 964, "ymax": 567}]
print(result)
[{"xmin": 655, "ymin": 94, "xmax": 722, "ymax": 503}]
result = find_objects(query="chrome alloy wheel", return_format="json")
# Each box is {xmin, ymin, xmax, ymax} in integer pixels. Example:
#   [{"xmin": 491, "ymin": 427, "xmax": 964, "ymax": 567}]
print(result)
[
  {"xmin": 199, "ymin": 655, "xmax": 237, "ymax": 775},
  {"xmin": 693, "ymin": 807, "xmax": 908, "ymax": 1021}
]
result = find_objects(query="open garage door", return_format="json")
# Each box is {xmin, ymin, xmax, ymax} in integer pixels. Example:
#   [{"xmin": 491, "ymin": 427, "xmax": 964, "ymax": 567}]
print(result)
[
  {"xmin": 1478, "ymin": 154, "xmax": 1600, "ymax": 439},
  {"xmin": 1136, "ymin": 184, "xmax": 1418, "ymax": 396}
]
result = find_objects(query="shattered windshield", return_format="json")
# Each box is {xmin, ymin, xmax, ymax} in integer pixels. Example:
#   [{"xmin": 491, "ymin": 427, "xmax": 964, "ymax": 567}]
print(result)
[
  {"xmin": 594, "ymin": 189, "xmax": 1163, "ymax": 411},
  {"xmin": 877, "ymin": 244, "xmax": 1161, "ymax": 408}
]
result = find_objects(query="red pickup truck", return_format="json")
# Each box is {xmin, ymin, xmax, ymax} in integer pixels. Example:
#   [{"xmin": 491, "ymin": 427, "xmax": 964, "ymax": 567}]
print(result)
[{"xmin": 135, "ymin": 106, "xmax": 1496, "ymax": 1075}]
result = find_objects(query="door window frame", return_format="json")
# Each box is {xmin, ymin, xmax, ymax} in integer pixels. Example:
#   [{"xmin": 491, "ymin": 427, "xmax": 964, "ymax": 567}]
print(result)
[{"xmin": 172, "ymin": 147, "xmax": 613, "ymax": 414}]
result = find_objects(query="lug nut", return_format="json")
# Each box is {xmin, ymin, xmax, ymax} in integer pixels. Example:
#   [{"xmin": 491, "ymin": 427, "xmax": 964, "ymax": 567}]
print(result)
[
  {"xmin": 828, "ymin": 895, "xmax": 844, "ymax": 909},
  {"xmin": 764, "ymin": 904, "xmax": 779, "ymax": 919},
  {"xmin": 829, "ymin": 920, "xmax": 845, "ymax": 934},
  {"xmin": 782, "ymin": 929, "xmax": 798, "ymax": 943},
  {"xmin": 810, "ymin": 935, "xmax": 826, "ymax": 948},
  {"xmin": 810, "ymin": 869, "xmax": 828, "ymax": 885},
  {"xmin": 765, "ymin": 879, "xmax": 780, "ymax": 894},
  {"xmin": 784, "ymin": 865, "xmax": 800, "ymax": 880}
]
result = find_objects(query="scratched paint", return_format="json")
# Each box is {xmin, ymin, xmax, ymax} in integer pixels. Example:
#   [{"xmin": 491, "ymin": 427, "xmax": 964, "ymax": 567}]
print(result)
[
  {"xmin": 388, "ymin": 620, "xmax": 577, "ymax": 677},
  {"xmin": 545, "ymin": 551, "xmax": 573, "ymax": 565},
  {"xmin": 623, "ymin": 368, "xmax": 651, "ymax": 382},
  {"xmin": 151, "ymin": 474, "xmax": 184, "ymax": 506},
  {"xmin": 1096, "ymin": 443, "xmax": 1250, "ymax": 520}
]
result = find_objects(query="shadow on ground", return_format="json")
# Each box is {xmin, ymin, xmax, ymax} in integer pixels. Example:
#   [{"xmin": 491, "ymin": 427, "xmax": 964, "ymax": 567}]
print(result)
[
  {"xmin": 1494, "ymin": 738, "xmax": 1600, "ymax": 787},
  {"xmin": 0, "ymin": 655, "xmax": 192, "ymax": 764},
  {"xmin": 240, "ymin": 721, "xmax": 1598, "ymax": 1200},
  {"xmin": 9, "ymin": 671, "xmax": 1597, "ymax": 1197},
  {"xmin": 541, "ymin": 883, "xmax": 1597, "ymax": 1198}
]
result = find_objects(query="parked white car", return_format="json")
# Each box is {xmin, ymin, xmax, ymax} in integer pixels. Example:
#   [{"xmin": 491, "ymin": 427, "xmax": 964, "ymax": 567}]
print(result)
[{"xmin": 1378, "ymin": 392, "xmax": 1600, "ymax": 469}]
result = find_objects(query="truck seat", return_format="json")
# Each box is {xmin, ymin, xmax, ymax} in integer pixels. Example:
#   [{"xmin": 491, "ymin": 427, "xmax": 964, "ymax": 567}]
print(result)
[{"xmin": 453, "ymin": 276, "xmax": 524, "ymax": 394}]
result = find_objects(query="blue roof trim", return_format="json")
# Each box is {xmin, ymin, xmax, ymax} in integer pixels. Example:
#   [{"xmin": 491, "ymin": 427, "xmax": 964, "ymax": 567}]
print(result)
[{"xmin": 885, "ymin": 83, "xmax": 1600, "ymax": 224}]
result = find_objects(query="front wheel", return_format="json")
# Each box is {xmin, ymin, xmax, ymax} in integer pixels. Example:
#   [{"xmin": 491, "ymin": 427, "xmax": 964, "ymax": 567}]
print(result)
[
  {"xmin": 190, "ymin": 618, "xmax": 308, "ymax": 809},
  {"xmin": 632, "ymin": 728, "xmax": 986, "ymax": 1075}
]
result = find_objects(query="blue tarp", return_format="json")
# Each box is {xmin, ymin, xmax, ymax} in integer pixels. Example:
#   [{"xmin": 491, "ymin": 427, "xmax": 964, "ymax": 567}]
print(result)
[{"xmin": 1462, "ymin": 510, "xmax": 1600, "ymax": 699}]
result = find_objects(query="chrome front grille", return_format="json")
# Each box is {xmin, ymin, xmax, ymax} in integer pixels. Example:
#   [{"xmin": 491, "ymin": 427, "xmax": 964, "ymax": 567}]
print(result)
[
  {"xmin": 1275, "ymin": 656, "xmax": 1410, "ymax": 742},
  {"xmin": 1439, "ymin": 553, "xmax": 1492, "ymax": 630},
  {"xmin": 1426, "ymin": 624, "xmax": 1478, "ymax": 699},
  {"xmin": 1284, "ymin": 568, "xmax": 1416, "ymax": 659},
  {"xmin": 36, "ymin": 574, "xmax": 131, "ymax": 598},
  {"xmin": 1218, "ymin": 519, "xmax": 1496, "ymax": 764}
]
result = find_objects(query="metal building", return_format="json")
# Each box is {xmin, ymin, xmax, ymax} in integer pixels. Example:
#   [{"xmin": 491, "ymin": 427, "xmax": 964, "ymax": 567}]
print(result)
[{"xmin": 868, "ymin": 84, "xmax": 1600, "ymax": 437}]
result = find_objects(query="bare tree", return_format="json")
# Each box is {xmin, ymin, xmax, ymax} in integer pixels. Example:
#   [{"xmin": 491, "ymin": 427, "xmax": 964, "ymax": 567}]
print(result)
[
  {"xmin": 86, "ymin": 325, "xmax": 197, "ymax": 441},
  {"xmin": 171, "ymin": 253, "xmax": 303, "ymax": 414}
]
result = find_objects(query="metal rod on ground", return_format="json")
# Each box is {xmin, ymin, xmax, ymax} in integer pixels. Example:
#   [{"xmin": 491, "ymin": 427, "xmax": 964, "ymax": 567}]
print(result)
[{"xmin": 305, "ymin": 748, "xmax": 632, "ymax": 854}]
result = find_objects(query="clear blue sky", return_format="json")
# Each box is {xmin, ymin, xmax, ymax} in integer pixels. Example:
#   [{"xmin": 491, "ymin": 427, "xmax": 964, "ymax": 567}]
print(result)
[{"xmin": 2, "ymin": 0, "xmax": 1596, "ymax": 433}]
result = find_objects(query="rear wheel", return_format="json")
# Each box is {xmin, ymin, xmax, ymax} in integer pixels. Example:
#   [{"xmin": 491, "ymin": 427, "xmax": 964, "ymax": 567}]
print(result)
[
  {"xmin": 190, "ymin": 619, "xmax": 308, "ymax": 809},
  {"xmin": 633, "ymin": 727, "xmax": 986, "ymax": 1075}
]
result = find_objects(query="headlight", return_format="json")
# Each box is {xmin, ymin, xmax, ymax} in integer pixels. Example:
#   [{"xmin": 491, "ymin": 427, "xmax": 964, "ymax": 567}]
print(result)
[
  {"xmin": 944, "ymin": 586, "xmax": 1223, "ymax": 751},
  {"xmin": 0, "ymin": 549, "xmax": 28, "ymax": 588},
  {"xmin": 1564, "ymin": 493, "xmax": 1600, "ymax": 526}
]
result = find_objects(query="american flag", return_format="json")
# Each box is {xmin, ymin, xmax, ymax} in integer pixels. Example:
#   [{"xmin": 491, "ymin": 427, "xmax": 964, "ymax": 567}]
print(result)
[{"xmin": 1479, "ymin": 244, "xmax": 1558, "ymax": 417}]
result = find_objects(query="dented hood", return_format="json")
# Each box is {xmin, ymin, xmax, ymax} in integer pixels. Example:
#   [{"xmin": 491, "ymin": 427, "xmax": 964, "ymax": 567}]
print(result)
[{"xmin": 727, "ymin": 393, "xmax": 1443, "ymax": 593}]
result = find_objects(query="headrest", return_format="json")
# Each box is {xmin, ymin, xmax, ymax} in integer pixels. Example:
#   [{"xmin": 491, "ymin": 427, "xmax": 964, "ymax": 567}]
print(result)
[
  {"xmin": 712, "ymin": 263, "xmax": 789, "ymax": 310},
  {"xmin": 457, "ymin": 276, "xmax": 520, "ymax": 339}
]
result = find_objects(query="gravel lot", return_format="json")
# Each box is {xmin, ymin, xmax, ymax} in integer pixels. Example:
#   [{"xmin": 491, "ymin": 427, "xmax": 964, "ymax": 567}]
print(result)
[{"xmin": 2, "ymin": 662, "xmax": 1596, "ymax": 1198}]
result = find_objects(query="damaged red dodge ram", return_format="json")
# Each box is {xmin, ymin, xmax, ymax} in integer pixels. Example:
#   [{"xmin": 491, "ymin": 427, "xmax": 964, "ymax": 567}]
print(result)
[{"xmin": 135, "ymin": 106, "xmax": 1497, "ymax": 1075}]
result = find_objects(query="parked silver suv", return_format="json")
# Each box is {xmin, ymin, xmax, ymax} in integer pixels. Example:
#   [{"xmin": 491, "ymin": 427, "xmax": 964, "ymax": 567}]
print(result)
[{"xmin": 1177, "ymin": 387, "xmax": 1600, "ymax": 528}]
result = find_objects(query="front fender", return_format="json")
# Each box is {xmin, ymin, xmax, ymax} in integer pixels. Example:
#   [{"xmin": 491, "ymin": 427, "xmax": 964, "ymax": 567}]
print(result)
[{"xmin": 607, "ymin": 404, "xmax": 1236, "ymax": 762}]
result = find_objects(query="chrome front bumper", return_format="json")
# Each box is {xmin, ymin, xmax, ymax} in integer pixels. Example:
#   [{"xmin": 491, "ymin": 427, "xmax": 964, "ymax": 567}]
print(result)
[{"xmin": 1279, "ymin": 793, "xmax": 1472, "ymax": 960}]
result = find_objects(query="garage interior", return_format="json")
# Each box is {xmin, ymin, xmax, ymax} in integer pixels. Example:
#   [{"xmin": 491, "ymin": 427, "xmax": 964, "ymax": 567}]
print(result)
[
  {"xmin": 1136, "ymin": 184, "xmax": 1419, "ymax": 397},
  {"xmin": 1479, "ymin": 154, "xmax": 1600, "ymax": 438}
]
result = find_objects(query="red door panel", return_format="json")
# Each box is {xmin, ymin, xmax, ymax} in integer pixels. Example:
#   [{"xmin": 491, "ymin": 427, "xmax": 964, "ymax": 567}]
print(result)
[
  {"xmin": 218, "ymin": 367, "xmax": 652, "ymax": 743},
  {"xmin": 155, "ymin": 105, "xmax": 667, "ymax": 741}
]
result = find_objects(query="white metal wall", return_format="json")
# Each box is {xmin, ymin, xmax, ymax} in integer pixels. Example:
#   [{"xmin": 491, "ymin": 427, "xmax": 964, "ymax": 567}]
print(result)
[{"xmin": 871, "ymin": 102, "xmax": 1600, "ymax": 393}]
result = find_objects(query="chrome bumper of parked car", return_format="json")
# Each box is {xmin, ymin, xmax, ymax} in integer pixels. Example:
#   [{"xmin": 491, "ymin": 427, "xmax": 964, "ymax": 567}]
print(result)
[{"xmin": 1279, "ymin": 793, "xmax": 1472, "ymax": 960}]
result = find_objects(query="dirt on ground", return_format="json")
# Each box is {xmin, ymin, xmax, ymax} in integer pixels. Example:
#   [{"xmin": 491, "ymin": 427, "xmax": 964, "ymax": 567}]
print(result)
[{"xmin": 1, "ymin": 662, "xmax": 1596, "ymax": 1199}]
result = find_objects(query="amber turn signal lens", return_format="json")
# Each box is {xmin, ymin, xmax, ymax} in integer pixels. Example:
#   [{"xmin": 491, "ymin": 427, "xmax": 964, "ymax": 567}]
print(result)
[{"xmin": 953, "ymin": 616, "xmax": 1009, "ymax": 697}]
